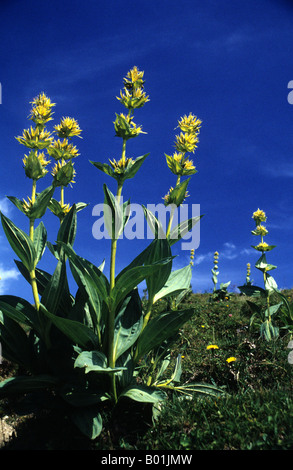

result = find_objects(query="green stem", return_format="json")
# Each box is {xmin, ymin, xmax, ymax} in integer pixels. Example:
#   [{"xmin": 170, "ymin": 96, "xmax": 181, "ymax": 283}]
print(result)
[
  {"xmin": 166, "ymin": 175, "xmax": 181, "ymax": 238},
  {"xmin": 29, "ymin": 179, "xmax": 40, "ymax": 311},
  {"xmin": 108, "ymin": 161, "xmax": 124, "ymax": 403}
]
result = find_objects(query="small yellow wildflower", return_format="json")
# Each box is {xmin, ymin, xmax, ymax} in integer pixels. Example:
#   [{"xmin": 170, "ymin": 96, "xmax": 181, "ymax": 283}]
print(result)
[
  {"xmin": 226, "ymin": 357, "xmax": 236, "ymax": 363},
  {"xmin": 206, "ymin": 344, "xmax": 219, "ymax": 350}
]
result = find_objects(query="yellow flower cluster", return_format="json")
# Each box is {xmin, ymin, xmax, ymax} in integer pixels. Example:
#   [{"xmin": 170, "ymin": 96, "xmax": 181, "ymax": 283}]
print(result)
[
  {"xmin": 251, "ymin": 208, "xmax": 273, "ymax": 253},
  {"xmin": 165, "ymin": 113, "xmax": 201, "ymax": 177},
  {"xmin": 54, "ymin": 117, "xmax": 82, "ymax": 139},
  {"xmin": 117, "ymin": 66, "xmax": 149, "ymax": 110}
]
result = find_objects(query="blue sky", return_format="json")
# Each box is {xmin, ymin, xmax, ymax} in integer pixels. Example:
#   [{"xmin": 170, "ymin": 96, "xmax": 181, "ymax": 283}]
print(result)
[{"xmin": 1, "ymin": 0, "xmax": 293, "ymax": 302}]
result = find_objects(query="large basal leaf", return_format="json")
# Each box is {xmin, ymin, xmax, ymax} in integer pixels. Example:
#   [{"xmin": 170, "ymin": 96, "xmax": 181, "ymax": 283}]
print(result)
[
  {"xmin": 0, "ymin": 211, "xmax": 37, "ymax": 271},
  {"xmin": 70, "ymin": 407, "xmax": 103, "ymax": 440},
  {"xmin": 40, "ymin": 304, "xmax": 100, "ymax": 350},
  {"xmin": 0, "ymin": 374, "xmax": 59, "ymax": 398},
  {"xmin": 143, "ymin": 238, "xmax": 173, "ymax": 301},
  {"xmin": 134, "ymin": 308, "xmax": 194, "ymax": 363},
  {"xmin": 61, "ymin": 243, "xmax": 109, "ymax": 306},
  {"xmin": 0, "ymin": 295, "xmax": 39, "ymax": 330},
  {"xmin": 119, "ymin": 384, "xmax": 167, "ymax": 403},
  {"xmin": 113, "ymin": 289, "xmax": 143, "ymax": 362},
  {"xmin": 110, "ymin": 259, "xmax": 172, "ymax": 313},
  {"xmin": 41, "ymin": 256, "xmax": 72, "ymax": 317},
  {"xmin": 0, "ymin": 311, "xmax": 32, "ymax": 368}
]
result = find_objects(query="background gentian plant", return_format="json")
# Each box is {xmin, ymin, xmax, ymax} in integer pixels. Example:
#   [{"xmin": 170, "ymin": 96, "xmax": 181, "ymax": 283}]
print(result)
[{"xmin": 0, "ymin": 68, "xmax": 223, "ymax": 440}]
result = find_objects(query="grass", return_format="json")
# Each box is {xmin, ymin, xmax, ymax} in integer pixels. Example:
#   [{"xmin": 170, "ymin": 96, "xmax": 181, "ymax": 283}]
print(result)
[{"xmin": 1, "ymin": 289, "xmax": 293, "ymax": 450}]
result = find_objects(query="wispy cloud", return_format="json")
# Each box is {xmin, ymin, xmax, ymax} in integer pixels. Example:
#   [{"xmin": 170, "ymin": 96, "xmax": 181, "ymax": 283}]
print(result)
[
  {"xmin": 0, "ymin": 264, "xmax": 20, "ymax": 294},
  {"xmin": 0, "ymin": 197, "xmax": 11, "ymax": 216}
]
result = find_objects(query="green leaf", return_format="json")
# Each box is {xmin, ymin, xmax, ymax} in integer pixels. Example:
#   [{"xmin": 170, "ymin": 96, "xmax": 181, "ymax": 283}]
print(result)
[
  {"xmin": 33, "ymin": 221, "xmax": 47, "ymax": 264},
  {"xmin": 70, "ymin": 407, "xmax": 103, "ymax": 439},
  {"xmin": 264, "ymin": 302, "xmax": 282, "ymax": 318},
  {"xmin": 90, "ymin": 161, "xmax": 115, "ymax": 178},
  {"xmin": 264, "ymin": 274, "xmax": 278, "ymax": 293},
  {"xmin": 167, "ymin": 178, "xmax": 191, "ymax": 207},
  {"xmin": 6, "ymin": 196, "xmax": 27, "ymax": 215},
  {"xmin": 134, "ymin": 308, "xmax": 194, "ymax": 363},
  {"xmin": 174, "ymin": 382, "xmax": 225, "ymax": 397},
  {"xmin": 0, "ymin": 311, "xmax": 32, "ymax": 368},
  {"xmin": 57, "ymin": 204, "xmax": 77, "ymax": 247},
  {"xmin": 255, "ymin": 253, "xmax": 277, "ymax": 272},
  {"xmin": 142, "ymin": 205, "xmax": 166, "ymax": 239},
  {"xmin": 0, "ymin": 212, "xmax": 37, "ymax": 271},
  {"xmin": 61, "ymin": 243, "xmax": 109, "ymax": 306},
  {"xmin": 41, "ymin": 256, "xmax": 71, "ymax": 316},
  {"xmin": 111, "ymin": 258, "xmax": 172, "ymax": 312},
  {"xmin": 103, "ymin": 183, "xmax": 123, "ymax": 240},
  {"xmin": 74, "ymin": 350, "xmax": 126, "ymax": 374},
  {"xmin": 60, "ymin": 383, "xmax": 110, "ymax": 407},
  {"xmin": 153, "ymin": 264, "xmax": 192, "ymax": 303},
  {"xmin": 29, "ymin": 185, "xmax": 55, "ymax": 219},
  {"xmin": 0, "ymin": 295, "xmax": 39, "ymax": 330},
  {"xmin": 169, "ymin": 215, "xmax": 202, "ymax": 245},
  {"xmin": 124, "ymin": 154, "xmax": 149, "ymax": 179},
  {"xmin": 237, "ymin": 285, "xmax": 267, "ymax": 297},
  {"xmin": 143, "ymin": 238, "xmax": 173, "ymax": 301},
  {"xmin": 0, "ymin": 374, "xmax": 59, "ymax": 398},
  {"xmin": 40, "ymin": 304, "xmax": 100, "ymax": 350},
  {"xmin": 113, "ymin": 289, "xmax": 143, "ymax": 362},
  {"xmin": 120, "ymin": 384, "xmax": 167, "ymax": 403}
]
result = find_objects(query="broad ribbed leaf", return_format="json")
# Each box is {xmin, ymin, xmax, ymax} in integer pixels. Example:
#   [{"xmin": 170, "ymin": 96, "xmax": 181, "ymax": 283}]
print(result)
[
  {"xmin": 113, "ymin": 289, "xmax": 143, "ymax": 362},
  {"xmin": 0, "ymin": 311, "xmax": 32, "ymax": 367},
  {"xmin": 40, "ymin": 304, "xmax": 100, "ymax": 350},
  {"xmin": 169, "ymin": 215, "xmax": 202, "ymax": 246},
  {"xmin": 103, "ymin": 183, "xmax": 123, "ymax": 240},
  {"xmin": 134, "ymin": 308, "xmax": 194, "ymax": 363},
  {"xmin": 153, "ymin": 264, "xmax": 192, "ymax": 303},
  {"xmin": 57, "ymin": 204, "xmax": 77, "ymax": 247},
  {"xmin": 0, "ymin": 374, "xmax": 59, "ymax": 398},
  {"xmin": 74, "ymin": 350, "xmax": 126, "ymax": 374},
  {"xmin": 143, "ymin": 238, "xmax": 173, "ymax": 301},
  {"xmin": 0, "ymin": 212, "xmax": 36, "ymax": 271},
  {"xmin": 29, "ymin": 185, "xmax": 55, "ymax": 219},
  {"xmin": 0, "ymin": 295, "xmax": 39, "ymax": 329},
  {"xmin": 61, "ymin": 243, "xmax": 109, "ymax": 305},
  {"xmin": 41, "ymin": 257, "xmax": 71, "ymax": 316},
  {"xmin": 33, "ymin": 221, "xmax": 47, "ymax": 264},
  {"xmin": 120, "ymin": 384, "xmax": 167, "ymax": 403},
  {"xmin": 70, "ymin": 407, "xmax": 103, "ymax": 439},
  {"xmin": 111, "ymin": 259, "xmax": 172, "ymax": 312}
]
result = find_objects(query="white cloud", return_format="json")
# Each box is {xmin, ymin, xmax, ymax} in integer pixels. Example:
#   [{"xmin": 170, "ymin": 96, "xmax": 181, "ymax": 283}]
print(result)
[
  {"xmin": 0, "ymin": 264, "xmax": 20, "ymax": 294},
  {"xmin": 0, "ymin": 197, "xmax": 11, "ymax": 216}
]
